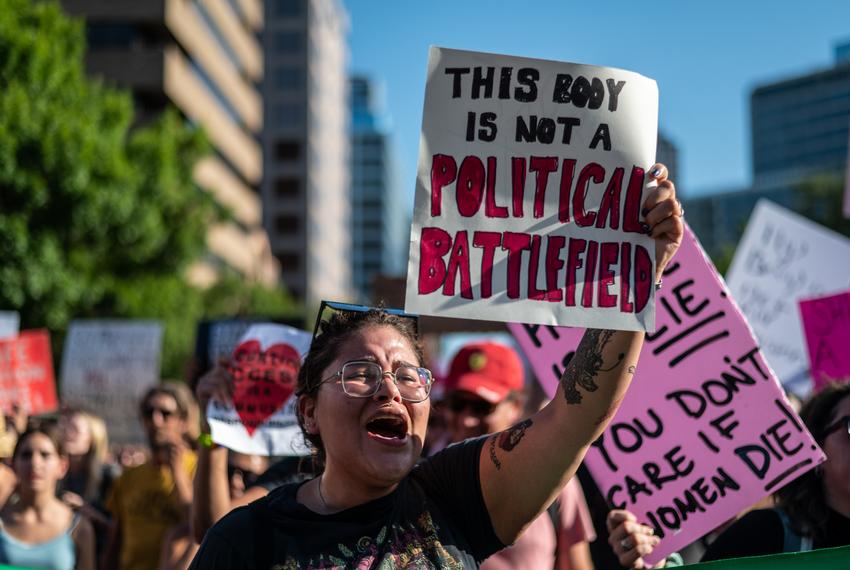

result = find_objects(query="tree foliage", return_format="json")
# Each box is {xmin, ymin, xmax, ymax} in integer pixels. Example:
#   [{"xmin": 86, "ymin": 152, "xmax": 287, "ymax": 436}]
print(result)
[{"xmin": 0, "ymin": 0, "xmax": 299, "ymax": 378}]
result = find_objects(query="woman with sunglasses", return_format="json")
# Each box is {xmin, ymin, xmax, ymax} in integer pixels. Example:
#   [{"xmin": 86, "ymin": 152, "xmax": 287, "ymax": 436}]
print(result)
[
  {"xmin": 608, "ymin": 381, "xmax": 850, "ymax": 568},
  {"xmin": 191, "ymin": 165, "xmax": 683, "ymax": 569}
]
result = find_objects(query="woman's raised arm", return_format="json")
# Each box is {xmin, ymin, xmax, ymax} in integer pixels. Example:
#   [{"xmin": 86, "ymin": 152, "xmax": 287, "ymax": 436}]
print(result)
[{"xmin": 480, "ymin": 164, "xmax": 683, "ymax": 544}]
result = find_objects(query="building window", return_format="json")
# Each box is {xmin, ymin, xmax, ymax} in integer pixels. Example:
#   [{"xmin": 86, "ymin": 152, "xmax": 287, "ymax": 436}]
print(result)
[
  {"xmin": 270, "ymin": 0, "xmax": 303, "ymax": 18},
  {"xmin": 271, "ymin": 102, "xmax": 304, "ymax": 128},
  {"xmin": 86, "ymin": 24, "xmax": 137, "ymax": 48},
  {"xmin": 278, "ymin": 253, "xmax": 301, "ymax": 270},
  {"xmin": 275, "ymin": 140, "xmax": 301, "ymax": 160},
  {"xmin": 274, "ymin": 178, "xmax": 300, "ymax": 198},
  {"xmin": 272, "ymin": 31, "xmax": 302, "ymax": 53},
  {"xmin": 275, "ymin": 214, "xmax": 300, "ymax": 234},
  {"xmin": 273, "ymin": 66, "xmax": 303, "ymax": 91}
]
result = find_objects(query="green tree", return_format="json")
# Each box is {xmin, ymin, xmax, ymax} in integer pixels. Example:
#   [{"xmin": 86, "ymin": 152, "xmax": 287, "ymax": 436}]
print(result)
[{"xmin": 0, "ymin": 0, "xmax": 299, "ymax": 378}]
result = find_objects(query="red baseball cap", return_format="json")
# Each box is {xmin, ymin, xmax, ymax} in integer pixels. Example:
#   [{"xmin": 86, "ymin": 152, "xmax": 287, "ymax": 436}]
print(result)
[{"xmin": 445, "ymin": 342, "xmax": 524, "ymax": 404}]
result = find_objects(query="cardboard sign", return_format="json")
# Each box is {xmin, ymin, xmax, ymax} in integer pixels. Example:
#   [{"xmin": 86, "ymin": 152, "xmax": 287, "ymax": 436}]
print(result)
[
  {"xmin": 405, "ymin": 47, "xmax": 660, "ymax": 332},
  {"xmin": 726, "ymin": 200, "xmax": 850, "ymax": 396},
  {"xmin": 509, "ymin": 224, "xmax": 825, "ymax": 565},
  {"xmin": 799, "ymin": 290, "xmax": 850, "ymax": 390},
  {"xmin": 0, "ymin": 330, "xmax": 57, "ymax": 414},
  {"xmin": 0, "ymin": 312, "xmax": 19, "ymax": 340},
  {"xmin": 207, "ymin": 323, "xmax": 311, "ymax": 456},
  {"xmin": 60, "ymin": 320, "xmax": 163, "ymax": 444}
]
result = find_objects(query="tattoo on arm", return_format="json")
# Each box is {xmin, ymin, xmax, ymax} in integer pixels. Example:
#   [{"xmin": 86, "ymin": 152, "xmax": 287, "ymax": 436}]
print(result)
[
  {"xmin": 488, "ymin": 418, "xmax": 533, "ymax": 470},
  {"xmin": 560, "ymin": 329, "xmax": 622, "ymax": 405}
]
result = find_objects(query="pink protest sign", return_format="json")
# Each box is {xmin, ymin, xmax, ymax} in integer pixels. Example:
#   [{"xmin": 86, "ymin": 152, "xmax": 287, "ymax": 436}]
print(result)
[
  {"xmin": 508, "ymin": 224, "xmax": 825, "ymax": 565},
  {"xmin": 799, "ymin": 290, "xmax": 850, "ymax": 390}
]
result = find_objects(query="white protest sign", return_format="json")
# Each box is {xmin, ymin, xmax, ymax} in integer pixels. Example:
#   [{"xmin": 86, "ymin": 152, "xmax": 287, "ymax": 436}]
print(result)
[
  {"xmin": 509, "ymin": 224, "xmax": 825, "ymax": 564},
  {"xmin": 60, "ymin": 320, "xmax": 163, "ymax": 443},
  {"xmin": 207, "ymin": 323, "xmax": 312, "ymax": 456},
  {"xmin": 726, "ymin": 200, "xmax": 850, "ymax": 396},
  {"xmin": 406, "ymin": 47, "xmax": 659, "ymax": 332},
  {"xmin": 0, "ymin": 312, "xmax": 19, "ymax": 340}
]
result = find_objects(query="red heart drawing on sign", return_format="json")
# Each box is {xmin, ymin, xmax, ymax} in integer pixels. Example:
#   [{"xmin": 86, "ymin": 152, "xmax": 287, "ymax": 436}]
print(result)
[{"xmin": 228, "ymin": 340, "xmax": 301, "ymax": 436}]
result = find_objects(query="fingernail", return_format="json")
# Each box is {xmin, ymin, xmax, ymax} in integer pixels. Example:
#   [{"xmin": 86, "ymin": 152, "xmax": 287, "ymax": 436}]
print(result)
[
  {"xmin": 650, "ymin": 167, "xmax": 661, "ymax": 177},
  {"xmin": 641, "ymin": 207, "xmax": 650, "ymax": 217},
  {"xmin": 640, "ymin": 223, "xmax": 651, "ymax": 234}
]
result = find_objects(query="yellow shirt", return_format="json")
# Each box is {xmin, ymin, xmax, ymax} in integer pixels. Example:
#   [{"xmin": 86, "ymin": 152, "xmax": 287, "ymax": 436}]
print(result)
[{"xmin": 106, "ymin": 451, "xmax": 197, "ymax": 570}]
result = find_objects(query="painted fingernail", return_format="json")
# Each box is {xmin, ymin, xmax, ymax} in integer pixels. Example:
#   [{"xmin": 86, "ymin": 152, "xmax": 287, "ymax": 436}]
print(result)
[
  {"xmin": 641, "ymin": 207, "xmax": 650, "ymax": 217},
  {"xmin": 640, "ymin": 223, "xmax": 651, "ymax": 234},
  {"xmin": 650, "ymin": 167, "xmax": 661, "ymax": 177}
]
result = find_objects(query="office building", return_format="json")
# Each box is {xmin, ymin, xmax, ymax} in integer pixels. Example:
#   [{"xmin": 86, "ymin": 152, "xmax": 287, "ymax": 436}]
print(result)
[
  {"xmin": 657, "ymin": 130, "xmax": 679, "ymax": 185},
  {"xmin": 350, "ymin": 76, "xmax": 407, "ymax": 302},
  {"xmin": 751, "ymin": 41, "xmax": 850, "ymax": 189},
  {"xmin": 61, "ymin": 0, "xmax": 279, "ymax": 287},
  {"xmin": 263, "ymin": 0, "xmax": 351, "ymax": 305}
]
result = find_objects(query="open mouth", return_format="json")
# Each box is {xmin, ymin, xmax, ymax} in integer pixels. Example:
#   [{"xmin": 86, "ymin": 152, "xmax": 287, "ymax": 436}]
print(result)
[{"xmin": 366, "ymin": 415, "xmax": 408, "ymax": 442}]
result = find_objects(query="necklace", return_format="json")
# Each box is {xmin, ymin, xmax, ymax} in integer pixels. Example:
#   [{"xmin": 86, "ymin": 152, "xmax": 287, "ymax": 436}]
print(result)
[{"xmin": 316, "ymin": 474, "xmax": 330, "ymax": 512}]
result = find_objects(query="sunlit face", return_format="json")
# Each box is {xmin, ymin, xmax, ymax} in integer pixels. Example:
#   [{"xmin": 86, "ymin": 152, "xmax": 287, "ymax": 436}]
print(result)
[
  {"xmin": 822, "ymin": 395, "xmax": 850, "ymax": 514},
  {"xmin": 446, "ymin": 391, "xmax": 523, "ymax": 443},
  {"xmin": 303, "ymin": 325, "xmax": 430, "ymax": 488},
  {"xmin": 13, "ymin": 433, "xmax": 68, "ymax": 493},
  {"xmin": 141, "ymin": 393, "xmax": 186, "ymax": 449},
  {"xmin": 59, "ymin": 413, "xmax": 92, "ymax": 456}
]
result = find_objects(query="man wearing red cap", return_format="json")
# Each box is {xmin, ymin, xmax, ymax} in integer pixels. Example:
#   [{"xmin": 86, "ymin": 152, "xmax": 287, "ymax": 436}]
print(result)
[{"xmin": 442, "ymin": 341, "xmax": 596, "ymax": 570}]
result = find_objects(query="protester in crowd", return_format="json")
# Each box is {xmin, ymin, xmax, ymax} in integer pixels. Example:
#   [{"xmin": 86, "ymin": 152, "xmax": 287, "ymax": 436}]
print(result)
[
  {"xmin": 162, "ymin": 451, "xmax": 268, "ymax": 570},
  {"xmin": 104, "ymin": 383, "xmax": 198, "ymax": 570},
  {"xmin": 188, "ymin": 164, "xmax": 682, "ymax": 568},
  {"xmin": 58, "ymin": 408, "xmax": 119, "ymax": 560},
  {"xmin": 441, "ymin": 341, "xmax": 596, "ymax": 570},
  {"xmin": 0, "ymin": 424, "xmax": 95, "ymax": 569},
  {"xmin": 58, "ymin": 408, "xmax": 118, "ymax": 508},
  {"xmin": 608, "ymin": 381, "xmax": 850, "ymax": 568},
  {"xmin": 191, "ymin": 370, "xmax": 315, "ymax": 542}
]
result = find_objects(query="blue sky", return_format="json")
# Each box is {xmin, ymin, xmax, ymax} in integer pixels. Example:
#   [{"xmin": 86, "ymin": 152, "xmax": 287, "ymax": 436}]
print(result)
[{"xmin": 345, "ymin": 0, "xmax": 850, "ymax": 199}]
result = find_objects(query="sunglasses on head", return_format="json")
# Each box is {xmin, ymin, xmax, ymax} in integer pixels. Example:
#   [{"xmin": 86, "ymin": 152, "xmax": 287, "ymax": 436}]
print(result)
[
  {"xmin": 311, "ymin": 300, "xmax": 420, "ymax": 342},
  {"xmin": 823, "ymin": 414, "xmax": 850, "ymax": 440}
]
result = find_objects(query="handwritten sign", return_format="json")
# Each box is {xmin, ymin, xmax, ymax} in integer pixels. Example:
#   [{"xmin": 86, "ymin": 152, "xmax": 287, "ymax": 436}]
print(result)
[
  {"xmin": 405, "ymin": 47, "xmax": 659, "ymax": 332},
  {"xmin": 726, "ymin": 200, "xmax": 850, "ymax": 396},
  {"xmin": 509, "ymin": 224, "xmax": 825, "ymax": 565},
  {"xmin": 799, "ymin": 290, "xmax": 850, "ymax": 390},
  {"xmin": 0, "ymin": 330, "xmax": 57, "ymax": 414},
  {"xmin": 207, "ymin": 323, "xmax": 311, "ymax": 456},
  {"xmin": 60, "ymin": 320, "xmax": 163, "ymax": 444}
]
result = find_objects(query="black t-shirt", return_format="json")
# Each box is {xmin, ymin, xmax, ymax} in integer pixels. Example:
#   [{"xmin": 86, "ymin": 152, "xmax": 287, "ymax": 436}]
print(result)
[
  {"xmin": 701, "ymin": 507, "xmax": 850, "ymax": 561},
  {"xmin": 190, "ymin": 437, "xmax": 504, "ymax": 569}
]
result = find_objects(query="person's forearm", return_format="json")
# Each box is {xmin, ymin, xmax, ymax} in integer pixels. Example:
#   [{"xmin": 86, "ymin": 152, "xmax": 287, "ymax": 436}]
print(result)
[
  {"xmin": 480, "ymin": 328, "xmax": 643, "ymax": 544},
  {"xmin": 191, "ymin": 445, "xmax": 230, "ymax": 543},
  {"xmin": 553, "ymin": 328, "xmax": 643, "ymax": 447}
]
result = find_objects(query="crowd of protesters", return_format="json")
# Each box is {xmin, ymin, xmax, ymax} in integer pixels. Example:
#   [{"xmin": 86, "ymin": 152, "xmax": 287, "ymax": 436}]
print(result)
[{"xmin": 0, "ymin": 165, "xmax": 847, "ymax": 568}]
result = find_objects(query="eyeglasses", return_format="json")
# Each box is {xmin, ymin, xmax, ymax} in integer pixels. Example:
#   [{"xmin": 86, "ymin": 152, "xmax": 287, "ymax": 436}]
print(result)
[
  {"xmin": 311, "ymin": 300, "xmax": 420, "ymax": 341},
  {"xmin": 227, "ymin": 464, "xmax": 260, "ymax": 488},
  {"xmin": 446, "ymin": 395, "xmax": 496, "ymax": 417},
  {"xmin": 318, "ymin": 360, "xmax": 433, "ymax": 403},
  {"xmin": 142, "ymin": 406, "xmax": 177, "ymax": 420},
  {"xmin": 822, "ymin": 414, "xmax": 850, "ymax": 440}
]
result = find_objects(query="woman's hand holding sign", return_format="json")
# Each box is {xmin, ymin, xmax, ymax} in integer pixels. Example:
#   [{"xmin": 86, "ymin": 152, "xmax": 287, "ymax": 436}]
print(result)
[
  {"xmin": 642, "ymin": 163, "xmax": 684, "ymax": 283},
  {"xmin": 607, "ymin": 509, "xmax": 662, "ymax": 569}
]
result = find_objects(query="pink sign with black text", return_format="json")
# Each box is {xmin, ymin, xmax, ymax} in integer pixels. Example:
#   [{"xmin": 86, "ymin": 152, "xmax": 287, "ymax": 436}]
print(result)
[{"xmin": 508, "ymin": 224, "xmax": 825, "ymax": 564}]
